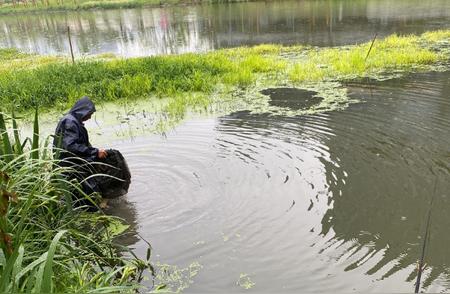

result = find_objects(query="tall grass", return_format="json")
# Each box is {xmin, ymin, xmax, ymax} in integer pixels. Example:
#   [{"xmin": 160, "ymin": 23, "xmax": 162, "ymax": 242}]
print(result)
[{"xmin": 0, "ymin": 110, "xmax": 154, "ymax": 292}]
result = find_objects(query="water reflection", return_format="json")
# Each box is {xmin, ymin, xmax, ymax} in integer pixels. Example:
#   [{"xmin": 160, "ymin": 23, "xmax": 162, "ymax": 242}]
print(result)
[
  {"xmin": 0, "ymin": 0, "xmax": 449, "ymax": 56},
  {"xmin": 87, "ymin": 71, "xmax": 450, "ymax": 292},
  {"xmin": 107, "ymin": 196, "xmax": 141, "ymax": 247},
  {"xmin": 187, "ymin": 72, "xmax": 450, "ymax": 291},
  {"xmin": 318, "ymin": 71, "xmax": 450, "ymax": 290}
]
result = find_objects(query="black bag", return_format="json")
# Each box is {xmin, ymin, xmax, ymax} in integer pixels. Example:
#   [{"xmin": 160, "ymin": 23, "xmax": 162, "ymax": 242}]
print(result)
[{"xmin": 95, "ymin": 149, "xmax": 131, "ymax": 199}]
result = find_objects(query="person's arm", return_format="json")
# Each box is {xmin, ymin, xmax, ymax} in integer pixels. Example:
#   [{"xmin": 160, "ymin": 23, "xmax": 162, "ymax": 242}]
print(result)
[{"xmin": 62, "ymin": 120, "xmax": 99, "ymax": 161}]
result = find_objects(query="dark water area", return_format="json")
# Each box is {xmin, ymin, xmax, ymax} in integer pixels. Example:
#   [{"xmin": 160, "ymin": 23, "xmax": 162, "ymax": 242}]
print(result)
[
  {"xmin": 0, "ymin": 0, "xmax": 449, "ymax": 56},
  {"xmin": 261, "ymin": 88, "xmax": 321, "ymax": 110},
  {"xmin": 105, "ymin": 71, "xmax": 450, "ymax": 292}
]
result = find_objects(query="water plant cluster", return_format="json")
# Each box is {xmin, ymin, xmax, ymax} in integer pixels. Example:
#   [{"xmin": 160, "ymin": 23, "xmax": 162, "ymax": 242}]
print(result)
[
  {"xmin": 1, "ymin": 30, "xmax": 449, "ymax": 123},
  {"xmin": 0, "ymin": 110, "xmax": 155, "ymax": 292}
]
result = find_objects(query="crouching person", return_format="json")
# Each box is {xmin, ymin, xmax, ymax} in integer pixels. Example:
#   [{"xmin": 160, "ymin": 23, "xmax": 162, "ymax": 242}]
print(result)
[{"xmin": 53, "ymin": 96, "xmax": 108, "ymax": 209}]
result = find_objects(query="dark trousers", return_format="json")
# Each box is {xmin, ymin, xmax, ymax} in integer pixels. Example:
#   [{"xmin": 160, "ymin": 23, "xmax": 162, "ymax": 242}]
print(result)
[{"xmin": 59, "ymin": 158, "xmax": 100, "ymax": 209}]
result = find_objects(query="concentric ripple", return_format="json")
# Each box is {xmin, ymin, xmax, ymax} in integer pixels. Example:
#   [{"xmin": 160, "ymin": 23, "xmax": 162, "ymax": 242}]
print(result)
[{"xmin": 107, "ymin": 71, "xmax": 450, "ymax": 293}]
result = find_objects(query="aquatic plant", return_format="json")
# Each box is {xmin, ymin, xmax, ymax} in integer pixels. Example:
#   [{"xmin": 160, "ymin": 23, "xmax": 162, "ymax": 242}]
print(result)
[
  {"xmin": 0, "ymin": 49, "xmax": 63, "ymax": 73},
  {"xmin": 288, "ymin": 34, "xmax": 441, "ymax": 82},
  {"xmin": 0, "ymin": 30, "xmax": 448, "ymax": 125},
  {"xmin": 0, "ymin": 109, "xmax": 154, "ymax": 292}
]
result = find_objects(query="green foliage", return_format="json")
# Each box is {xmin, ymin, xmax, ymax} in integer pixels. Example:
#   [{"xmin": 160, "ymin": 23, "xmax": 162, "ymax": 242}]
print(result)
[
  {"xmin": 288, "ymin": 33, "xmax": 446, "ymax": 82},
  {"xmin": 0, "ymin": 30, "xmax": 448, "ymax": 127},
  {"xmin": 31, "ymin": 108, "xmax": 39, "ymax": 160},
  {"xmin": 0, "ymin": 0, "xmax": 252, "ymax": 15},
  {"xmin": 0, "ymin": 49, "xmax": 62, "ymax": 73},
  {"xmin": 0, "ymin": 53, "xmax": 230, "ymax": 110},
  {"xmin": 0, "ymin": 112, "xmax": 13, "ymax": 162},
  {"xmin": 0, "ymin": 48, "xmax": 28, "ymax": 61},
  {"xmin": 0, "ymin": 110, "xmax": 154, "ymax": 292}
]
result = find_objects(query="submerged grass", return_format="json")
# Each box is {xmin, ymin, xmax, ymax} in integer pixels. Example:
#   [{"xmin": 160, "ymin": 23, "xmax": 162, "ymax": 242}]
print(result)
[{"xmin": 1, "ymin": 30, "xmax": 449, "ymax": 125}]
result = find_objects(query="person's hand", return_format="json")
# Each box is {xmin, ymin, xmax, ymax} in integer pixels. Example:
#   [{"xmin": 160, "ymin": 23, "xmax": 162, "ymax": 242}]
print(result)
[{"xmin": 98, "ymin": 149, "xmax": 108, "ymax": 159}]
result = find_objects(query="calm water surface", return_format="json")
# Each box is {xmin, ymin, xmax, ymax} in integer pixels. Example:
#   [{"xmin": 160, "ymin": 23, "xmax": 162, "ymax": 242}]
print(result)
[
  {"xmin": 101, "ymin": 71, "xmax": 450, "ymax": 292},
  {"xmin": 0, "ymin": 0, "xmax": 449, "ymax": 56}
]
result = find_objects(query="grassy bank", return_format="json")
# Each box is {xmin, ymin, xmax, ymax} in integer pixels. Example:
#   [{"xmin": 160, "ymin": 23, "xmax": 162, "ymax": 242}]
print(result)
[
  {"xmin": 1, "ymin": 30, "xmax": 449, "ymax": 122},
  {"xmin": 0, "ymin": 111, "xmax": 156, "ymax": 292},
  {"xmin": 0, "ymin": 0, "xmax": 248, "ymax": 15}
]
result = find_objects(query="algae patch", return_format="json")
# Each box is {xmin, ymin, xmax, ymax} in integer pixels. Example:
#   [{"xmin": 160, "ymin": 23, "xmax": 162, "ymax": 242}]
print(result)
[
  {"xmin": 224, "ymin": 81, "xmax": 355, "ymax": 117},
  {"xmin": 237, "ymin": 273, "xmax": 256, "ymax": 290},
  {"xmin": 153, "ymin": 261, "xmax": 202, "ymax": 293}
]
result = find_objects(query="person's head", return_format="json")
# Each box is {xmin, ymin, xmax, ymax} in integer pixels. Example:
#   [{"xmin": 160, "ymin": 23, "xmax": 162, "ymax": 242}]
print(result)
[
  {"xmin": 82, "ymin": 112, "xmax": 93, "ymax": 121},
  {"xmin": 69, "ymin": 96, "xmax": 96, "ymax": 122}
]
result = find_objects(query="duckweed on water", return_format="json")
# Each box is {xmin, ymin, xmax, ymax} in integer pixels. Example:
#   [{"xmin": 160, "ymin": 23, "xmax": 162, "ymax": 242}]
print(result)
[
  {"xmin": 237, "ymin": 273, "xmax": 255, "ymax": 290},
  {"xmin": 1, "ymin": 30, "xmax": 449, "ymax": 129},
  {"xmin": 152, "ymin": 261, "xmax": 203, "ymax": 293}
]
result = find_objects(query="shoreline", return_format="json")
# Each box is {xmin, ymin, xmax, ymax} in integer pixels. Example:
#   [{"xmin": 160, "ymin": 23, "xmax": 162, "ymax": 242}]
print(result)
[
  {"xmin": 1, "ymin": 30, "xmax": 449, "ymax": 130},
  {"xmin": 0, "ymin": 0, "xmax": 252, "ymax": 16}
]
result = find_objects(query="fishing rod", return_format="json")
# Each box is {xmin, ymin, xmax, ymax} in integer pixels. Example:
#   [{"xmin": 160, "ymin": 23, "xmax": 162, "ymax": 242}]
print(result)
[{"xmin": 415, "ymin": 178, "xmax": 438, "ymax": 293}]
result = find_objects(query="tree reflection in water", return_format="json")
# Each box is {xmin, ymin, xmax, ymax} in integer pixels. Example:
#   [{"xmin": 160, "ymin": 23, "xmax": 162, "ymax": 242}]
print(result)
[{"xmin": 215, "ymin": 71, "xmax": 450, "ymax": 290}]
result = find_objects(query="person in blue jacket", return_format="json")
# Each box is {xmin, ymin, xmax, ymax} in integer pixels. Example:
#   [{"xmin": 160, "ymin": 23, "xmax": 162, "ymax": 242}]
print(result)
[{"xmin": 54, "ymin": 96, "xmax": 108, "ymax": 200}]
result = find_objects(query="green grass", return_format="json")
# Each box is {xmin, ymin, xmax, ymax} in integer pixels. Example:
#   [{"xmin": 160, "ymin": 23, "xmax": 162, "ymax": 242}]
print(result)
[
  {"xmin": 0, "ymin": 0, "xmax": 251, "ymax": 15},
  {"xmin": 0, "ymin": 49, "xmax": 63, "ymax": 72},
  {"xmin": 0, "ymin": 30, "xmax": 449, "ymax": 123},
  {"xmin": 288, "ymin": 34, "xmax": 442, "ymax": 82},
  {"xmin": 0, "ymin": 109, "xmax": 156, "ymax": 292}
]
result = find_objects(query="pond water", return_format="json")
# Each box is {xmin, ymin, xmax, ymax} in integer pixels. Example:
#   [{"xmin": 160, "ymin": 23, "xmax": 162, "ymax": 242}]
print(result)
[
  {"xmin": 98, "ymin": 70, "xmax": 450, "ymax": 292},
  {"xmin": 5, "ymin": 0, "xmax": 449, "ymax": 291},
  {"xmin": 0, "ymin": 0, "xmax": 449, "ymax": 56}
]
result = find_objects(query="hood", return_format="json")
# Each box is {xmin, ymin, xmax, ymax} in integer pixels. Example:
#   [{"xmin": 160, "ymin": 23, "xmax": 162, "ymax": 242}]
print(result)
[{"xmin": 69, "ymin": 96, "xmax": 96, "ymax": 121}]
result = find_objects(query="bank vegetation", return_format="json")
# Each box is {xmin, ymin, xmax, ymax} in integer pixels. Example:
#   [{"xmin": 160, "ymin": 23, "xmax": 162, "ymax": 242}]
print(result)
[
  {"xmin": 0, "ymin": 30, "xmax": 449, "ymax": 120},
  {"xmin": 0, "ymin": 0, "xmax": 248, "ymax": 15}
]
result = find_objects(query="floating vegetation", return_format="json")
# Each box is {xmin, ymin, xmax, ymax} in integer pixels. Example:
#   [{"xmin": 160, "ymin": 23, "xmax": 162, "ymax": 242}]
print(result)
[
  {"xmin": 1, "ymin": 30, "xmax": 449, "ymax": 131},
  {"xmin": 152, "ymin": 261, "xmax": 203, "ymax": 293},
  {"xmin": 237, "ymin": 273, "xmax": 255, "ymax": 290},
  {"xmin": 235, "ymin": 81, "xmax": 353, "ymax": 117}
]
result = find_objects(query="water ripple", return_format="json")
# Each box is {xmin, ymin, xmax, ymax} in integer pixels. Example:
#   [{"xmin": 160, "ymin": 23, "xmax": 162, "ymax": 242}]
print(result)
[{"xmin": 108, "ymin": 71, "xmax": 450, "ymax": 293}]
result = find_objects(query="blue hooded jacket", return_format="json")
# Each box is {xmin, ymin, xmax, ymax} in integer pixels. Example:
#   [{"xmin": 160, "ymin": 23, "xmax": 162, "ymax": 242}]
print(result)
[{"xmin": 54, "ymin": 96, "xmax": 98, "ymax": 162}]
